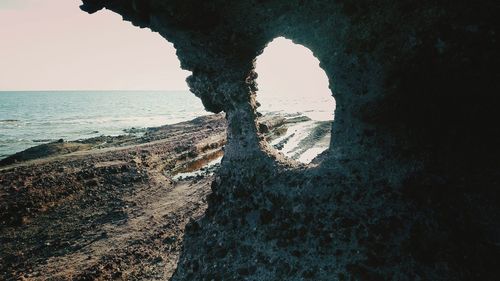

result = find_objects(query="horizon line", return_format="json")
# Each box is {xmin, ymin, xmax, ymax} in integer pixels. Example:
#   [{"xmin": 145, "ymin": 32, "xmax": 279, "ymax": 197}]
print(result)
[{"xmin": 0, "ymin": 89, "xmax": 191, "ymax": 92}]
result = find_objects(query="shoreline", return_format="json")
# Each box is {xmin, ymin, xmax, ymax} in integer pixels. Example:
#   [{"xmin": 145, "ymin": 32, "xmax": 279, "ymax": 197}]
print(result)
[
  {"xmin": 0, "ymin": 113, "xmax": 331, "ymax": 168},
  {"xmin": 0, "ymin": 113, "xmax": 331, "ymax": 280}
]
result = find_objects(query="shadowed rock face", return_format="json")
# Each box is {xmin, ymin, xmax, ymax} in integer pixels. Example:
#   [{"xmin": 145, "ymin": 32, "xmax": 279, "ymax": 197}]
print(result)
[{"xmin": 81, "ymin": 1, "xmax": 499, "ymax": 280}]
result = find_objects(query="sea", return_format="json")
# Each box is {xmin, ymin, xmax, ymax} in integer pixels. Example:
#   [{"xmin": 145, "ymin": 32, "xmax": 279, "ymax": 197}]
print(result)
[{"xmin": 0, "ymin": 91, "xmax": 335, "ymax": 160}]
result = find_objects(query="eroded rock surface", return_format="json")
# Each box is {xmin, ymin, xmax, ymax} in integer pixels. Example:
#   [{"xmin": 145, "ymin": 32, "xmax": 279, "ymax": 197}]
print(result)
[
  {"xmin": 0, "ymin": 115, "xmax": 228, "ymax": 280},
  {"xmin": 79, "ymin": 1, "xmax": 499, "ymax": 280},
  {"xmin": 0, "ymin": 114, "xmax": 298, "ymax": 280}
]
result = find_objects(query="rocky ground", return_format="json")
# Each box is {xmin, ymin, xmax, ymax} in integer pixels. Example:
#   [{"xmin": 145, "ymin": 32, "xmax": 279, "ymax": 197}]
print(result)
[
  {"xmin": 0, "ymin": 114, "xmax": 227, "ymax": 280},
  {"xmin": 78, "ymin": 1, "xmax": 499, "ymax": 279},
  {"xmin": 0, "ymin": 113, "xmax": 326, "ymax": 280}
]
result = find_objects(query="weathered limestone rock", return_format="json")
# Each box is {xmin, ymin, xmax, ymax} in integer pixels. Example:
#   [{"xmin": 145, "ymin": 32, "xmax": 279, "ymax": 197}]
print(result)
[{"xmin": 81, "ymin": 1, "xmax": 499, "ymax": 280}]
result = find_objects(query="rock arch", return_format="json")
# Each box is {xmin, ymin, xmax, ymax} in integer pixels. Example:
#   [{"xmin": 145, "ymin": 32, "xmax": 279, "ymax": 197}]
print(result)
[{"xmin": 81, "ymin": 1, "xmax": 500, "ymax": 280}]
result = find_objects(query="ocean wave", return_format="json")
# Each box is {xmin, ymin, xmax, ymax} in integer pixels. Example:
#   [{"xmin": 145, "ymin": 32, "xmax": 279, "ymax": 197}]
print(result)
[{"xmin": 0, "ymin": 119, "xmax": 20, "ymax": 123}]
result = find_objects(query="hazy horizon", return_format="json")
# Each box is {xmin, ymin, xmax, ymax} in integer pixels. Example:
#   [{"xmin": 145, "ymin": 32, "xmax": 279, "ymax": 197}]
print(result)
[
  {"xmin": 0, "ymin": 0, "xmax": 333, "ymax": 103},
  {"xmin": 0, "ymin": 90, "xmax": 190, "ymax": 92}
]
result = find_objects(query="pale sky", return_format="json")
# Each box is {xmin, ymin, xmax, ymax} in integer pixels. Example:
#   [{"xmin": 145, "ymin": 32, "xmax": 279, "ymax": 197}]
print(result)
[
  {"xmin": 256, "ymin": 37, "xmax": 332, "ymax": 99},
  {"xmin": 0, "ymin": 0, "xmax": 333, "ymax": 101},
  {"xmin": 0, "ymin": 0, "xmax": 190, "ymax": 90}
]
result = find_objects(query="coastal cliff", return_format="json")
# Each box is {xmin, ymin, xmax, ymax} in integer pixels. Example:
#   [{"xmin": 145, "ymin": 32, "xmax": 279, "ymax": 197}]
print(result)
[
  {"xmin": 79, "ymin": 0, "xmax": 499, "ymax": 280},
  {"xmin": 2, "ymin": 0, "xmax": 499, "ymax": 280}
]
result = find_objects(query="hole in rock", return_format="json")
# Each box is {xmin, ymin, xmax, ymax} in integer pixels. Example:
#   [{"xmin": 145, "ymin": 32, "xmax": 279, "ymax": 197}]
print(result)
[{"xmin": 255, "ymin": 37, "xmax": 335, "ymax": 163}]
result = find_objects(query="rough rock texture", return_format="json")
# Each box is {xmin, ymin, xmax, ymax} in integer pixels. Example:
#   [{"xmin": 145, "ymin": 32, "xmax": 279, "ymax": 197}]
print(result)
[
  {"xmin": 80, "ymin": 1, "xmax": 499, "ymax": 280},
  {"xmin": 0, "ymin": 115, "xmax": 227, "ymax": 280},
  {"xmin": 0, "ymin": 114, "xmax": 296, "ymax": 280}
]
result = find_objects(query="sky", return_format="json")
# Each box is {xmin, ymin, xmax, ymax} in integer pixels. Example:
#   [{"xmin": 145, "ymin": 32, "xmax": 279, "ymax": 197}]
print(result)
[
  {"xmin": 0, "ymin": 0, "xmax": 190, "ymax": 90},
  {"xmin": 0, "ymin": 0, "xmax": 333, "ymax": 101},
  {"xmin": 255, "ymin": 37, "xmax": 331, "ymax": 100}
]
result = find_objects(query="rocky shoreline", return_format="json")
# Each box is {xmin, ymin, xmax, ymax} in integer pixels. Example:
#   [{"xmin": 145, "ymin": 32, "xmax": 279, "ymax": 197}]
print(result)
[
  {"xmin": 0, "ymin": 114, "xmax": 228, "ymax": 280},
  {"xmin": 0, "ymin": 113, "xmax": 328, "ymax": 280}
]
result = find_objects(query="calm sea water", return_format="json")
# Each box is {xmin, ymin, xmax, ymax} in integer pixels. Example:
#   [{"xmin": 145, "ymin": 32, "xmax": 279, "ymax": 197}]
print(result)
[
  {"xmin": 0, "ymin": 91, "xmax": 208, "ymax": 158},
  {"xmin": 0, "ymin": 91, "xmax": 334, "ymax": 158}
]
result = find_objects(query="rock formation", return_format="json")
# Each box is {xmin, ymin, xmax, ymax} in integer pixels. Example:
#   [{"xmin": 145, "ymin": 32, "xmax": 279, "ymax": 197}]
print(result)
[{"xmin": 80, "ymin": 1, "xmax": 500, "ymax": 280}]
